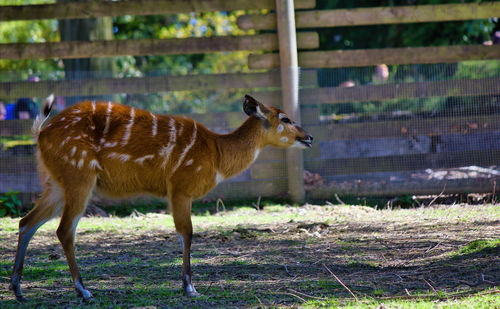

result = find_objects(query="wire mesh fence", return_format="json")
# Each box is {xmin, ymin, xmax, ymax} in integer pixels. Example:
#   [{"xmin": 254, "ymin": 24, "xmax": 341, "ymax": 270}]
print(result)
[{"xmin": 0, "ymin": 60, "xmax": 499, "ymax": 200}]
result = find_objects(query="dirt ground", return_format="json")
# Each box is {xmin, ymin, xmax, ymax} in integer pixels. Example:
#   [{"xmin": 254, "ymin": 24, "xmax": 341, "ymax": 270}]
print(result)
[{"xmin": 0, "ymin": 203, "xmax": 498, "ymax": 307}]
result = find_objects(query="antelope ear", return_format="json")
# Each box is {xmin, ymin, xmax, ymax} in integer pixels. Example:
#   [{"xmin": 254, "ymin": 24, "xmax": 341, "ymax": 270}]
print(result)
[{"xmin": 243, "ymin": 94, "xmax": 268, "ymax": 119}]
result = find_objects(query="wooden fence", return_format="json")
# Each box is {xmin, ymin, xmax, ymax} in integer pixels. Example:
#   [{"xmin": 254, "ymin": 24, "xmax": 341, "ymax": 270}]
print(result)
[{"xmin": 1, "ymin": 0, "xmax": 500, "ymax": 201}]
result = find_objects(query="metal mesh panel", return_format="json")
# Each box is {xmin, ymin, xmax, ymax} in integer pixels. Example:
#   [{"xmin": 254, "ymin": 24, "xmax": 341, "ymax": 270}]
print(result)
[
  {"xmin": 302, "ymin": 61, "xmax": 500, "ymax": 198},
  {"xmin": 1, "ymin": 61, "xmax": 499, "ymax": 199}
]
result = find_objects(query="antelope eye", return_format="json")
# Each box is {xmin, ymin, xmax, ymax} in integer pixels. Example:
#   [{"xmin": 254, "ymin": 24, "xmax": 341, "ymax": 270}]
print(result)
[{"xmin": 281, "ymin": 117, "xmax": 291, "ymax": 124}]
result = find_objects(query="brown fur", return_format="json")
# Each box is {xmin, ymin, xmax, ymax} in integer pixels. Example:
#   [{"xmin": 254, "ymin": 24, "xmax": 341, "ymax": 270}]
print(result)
[{"xmin": 10, "ymin": 95, "xmax": 312, "ymax": 300}]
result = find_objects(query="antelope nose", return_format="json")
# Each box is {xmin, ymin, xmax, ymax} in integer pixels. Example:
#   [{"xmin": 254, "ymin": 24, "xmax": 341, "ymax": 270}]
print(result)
[{"xmin": 306, "ymin": 134, "xmax": 313, "ymax": 141}]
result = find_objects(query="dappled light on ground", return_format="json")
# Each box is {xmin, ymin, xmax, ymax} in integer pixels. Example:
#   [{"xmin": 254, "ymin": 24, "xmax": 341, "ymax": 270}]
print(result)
[{"xmin": 0, "ymin": 204, "xmax": 498, "ymax": 307}]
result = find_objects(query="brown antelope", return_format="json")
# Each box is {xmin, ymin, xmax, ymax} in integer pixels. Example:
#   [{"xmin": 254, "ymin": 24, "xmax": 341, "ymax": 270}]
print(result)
[{"xmin": 10, "ymin": 94, "xmax": 312, "ymax": 301}]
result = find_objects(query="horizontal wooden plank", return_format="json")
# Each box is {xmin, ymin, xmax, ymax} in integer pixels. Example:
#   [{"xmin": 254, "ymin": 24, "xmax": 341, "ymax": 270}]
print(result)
[
  {"xmin": 0, "ymin": 71, "xmax": 318, "ymax": 100},
  {"xmin": 0, "ymin": 32, "xmax": 318, "ymax": 60},
  {"xmin": 238, "ymin": 2, "xmax": 500, "ymax": 30},
  {"xmin": 304, "ymin": 149, "xmax": 500, "ymax": 176},
  {"xmin": 0, "ymin": 0, "xmax": 315, "ymax": 21},
  {"xmin": 308, "ymin": 175, "xmax": 498, "ymax": 197},
  {"xmin": 300, "ymin": 77, "xmax": 500, "ymax": 105},
  {"xmin": 306, "ymin": 114, "xmax": 500, "ymax": 141},
  {"xmin": 248, "ymin": 44, "xmax": 500, "ymax": 69}
]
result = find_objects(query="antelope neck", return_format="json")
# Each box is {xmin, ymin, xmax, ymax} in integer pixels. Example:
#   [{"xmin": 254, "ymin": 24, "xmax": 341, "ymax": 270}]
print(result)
[{"xmin": 215, "ymin": 116, "xmax": 264, "ymax": 178}]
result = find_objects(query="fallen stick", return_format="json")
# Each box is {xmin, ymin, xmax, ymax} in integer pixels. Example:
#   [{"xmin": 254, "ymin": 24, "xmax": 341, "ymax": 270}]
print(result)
[{"xmin": 323, "ymin": 263, "xmax": 359, "ymax": 303}]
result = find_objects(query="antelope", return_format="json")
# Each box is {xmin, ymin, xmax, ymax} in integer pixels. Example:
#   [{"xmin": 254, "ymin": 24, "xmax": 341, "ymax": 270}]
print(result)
[{"xmin": 10, "ymin": 94, "xmax": 313, "ymax": 301}]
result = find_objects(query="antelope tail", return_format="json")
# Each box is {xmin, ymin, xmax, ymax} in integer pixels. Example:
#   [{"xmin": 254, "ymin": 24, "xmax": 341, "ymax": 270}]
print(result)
[{"xmin": 32, "ymin": 94, "xmax": 55, "ymax": 141}]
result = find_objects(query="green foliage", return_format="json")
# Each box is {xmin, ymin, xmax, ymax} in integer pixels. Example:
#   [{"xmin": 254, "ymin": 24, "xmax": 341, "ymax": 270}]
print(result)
[{"xmin": 0, "ymin": 191, "xmax": 22, "ymax": 217}]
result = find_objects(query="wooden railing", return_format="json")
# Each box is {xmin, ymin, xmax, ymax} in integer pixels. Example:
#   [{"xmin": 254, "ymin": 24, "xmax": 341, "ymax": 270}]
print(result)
[{"xmin": 1, "ymin": 0, "xmax": 500, "ymax": 199}]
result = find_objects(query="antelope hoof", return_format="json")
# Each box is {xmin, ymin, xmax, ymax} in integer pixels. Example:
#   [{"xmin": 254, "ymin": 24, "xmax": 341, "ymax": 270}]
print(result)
[
  {"xmin": 77, "ymin": 289, "xmax": 93, "ymax": 301},
  {"xmin": 185, "ymin": 285, "xmax": 201, "ymax": 297}
]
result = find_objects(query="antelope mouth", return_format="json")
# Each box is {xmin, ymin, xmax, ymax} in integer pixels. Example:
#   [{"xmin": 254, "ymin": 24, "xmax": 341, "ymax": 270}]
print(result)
[
  {"xmin": 300, "ymin": 140, "xmax": 312, "ymax": 148},
  {"xmin": 296, "ymin": 136, "xmax": 313, "ymax": 148}
]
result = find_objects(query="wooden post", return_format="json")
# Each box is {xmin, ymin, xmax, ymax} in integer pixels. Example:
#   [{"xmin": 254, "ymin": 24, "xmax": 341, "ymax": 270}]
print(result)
[{"xmin": 275, "ymin": 0, "xmax": 305, "ymax": 203}]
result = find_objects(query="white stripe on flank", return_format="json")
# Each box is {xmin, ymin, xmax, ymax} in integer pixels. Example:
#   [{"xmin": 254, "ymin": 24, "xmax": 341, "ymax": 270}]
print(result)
[
  {"xmin": 77, "ymin": 158, "xmax": 84, "ymax": 169},
  {"xmin": 70, "ymin": 146, "xmax": 77, "ymax": 157},
  {"xmin": 177, "ymin": 123, "xmax": 184, "ymax": 138},
  {"xmin": 185, "ymin": 159, "xmax": 193, "ymax": 166},
  {"xmin": 121, "ymin": 107, "xmax": 135, "ymax": 146},
  {"xmin": 71, "ymin": 117, "xmax": 81, "ymax": 124},
  {"xmin": 170, "ymin": 122, "xmax": 197, "ymax": 175},
  {"xmin": 107, "ymin": 152, "xmax": 131, "ymax": 162},
  {"xmin": 101, "ymin": 101, "xmax": 112, "ymax": 143},
  {"xmin": 103, "ymin": 141, "xmax": 117, "ymax": 148},
  {"xmin": 134, "ymin": 154, "xmax": 155, "ymax": 165},
  {"xmin": 72, "ymin": 109, "xmax": 80, "ymax": 114},
  {"xmin": 158, "ymin": 118, "xmax": 177, "ymax": 168},
  {"xmin": 60, "ymin": 136, "xmax": 71, "ymax": 147},
  {"xmin": 89, "ymin": 159, "xmax": 102, "ymax": 170},
  {"xmin": 151, "ymin": 112, "xmax": 157, "ymax": 137},
  {"xmin": 73, "ymin": 135, "xmax": 82, "ymax": 140}
]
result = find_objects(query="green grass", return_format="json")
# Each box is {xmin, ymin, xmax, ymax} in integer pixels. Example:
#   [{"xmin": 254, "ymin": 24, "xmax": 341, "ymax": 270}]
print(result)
[
  {"xmin": 457, "ymin": 239, "xmax": 500, "ymax": 255},
  {"xmin": 0, "ymin": 203, "xmax": 498, "ymax": 308},
  {"xmin": 303, "ymin": 289, "xmax": 499, "ymax": 308}
]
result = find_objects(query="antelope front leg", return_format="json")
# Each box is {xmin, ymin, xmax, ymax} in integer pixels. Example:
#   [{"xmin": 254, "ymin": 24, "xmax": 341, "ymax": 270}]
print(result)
[{"xmin": 170, "ymin": 194, "xmax": 199, "ymax": 297}]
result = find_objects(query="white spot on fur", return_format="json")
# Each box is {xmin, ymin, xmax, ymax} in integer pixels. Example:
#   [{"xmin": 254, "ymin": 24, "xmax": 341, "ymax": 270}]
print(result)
[
  {"xmin": 64, "ymin": 124, "xmax": 70, "ymax": 129},
  {"xmin": 72, "ymin": 109, "xmax": 80, "ymax": 114},
  {"xmin": 177, "ymin": 123, "xmax": 184, "ymax": 138},
  {"xmin": 279, "ymin": 113, "xmax": 287, "ymax": 120},
  {"xmin": 90, "ymin": 125, "xmax": 95, "ymax": 130},
  {"xmin": 280, "ymin": 137, "xmax": 288, "ymax": 143},
  {"xmin": 196, "ymin": 166, "xmax": 202, "ymax": 172},
  {"xmin": 60, "ymin": 136, "xmax": 71, "ymax": 147},
  {"xmin": 77, "ymin": 158, "xmax": 84, "ymax": 169},
  {"xmin": 103, "ymin": 141, "xmax": 117, "ymax": 148},
  {"xmin": 71, "ymin": 117, "xmax": 81, "ymax": 124},
  {"xmin": 89, "ymin": 159, "xmax": 102, "ymax": 170},
  {"xmin": 73, "ymin": 135, "xmax": 82, "ymax": 140},
  {"xmin": 170, "ymin": 122, "xmax": 197, "ymax": 175},
  {"xmin": 60, "ymin": 117, "xmax": 66, "ymax": 121},
  {"xmin": 121, "ymin": 107, "xmax": 135, "ymax": 146},
  {"xmin": 70, "ymin": 159, "xmax": 76, "ymax": 166},
  {"xmin": 134, "ymin": 154, "xmax": 154, "ymax": 165},
  {"xmin": 185, "ymin": 159, "xmax": 193, "ymax": 166},
  {"xmin": 81, "ymin": 150, "xmax": 87, "ymax": 158},
  {"xmin": 151, "ymin": 112, "xmax": 157, "ymax": 137},
  {"xmin": 216, "ymin": 172, "xmax": 224, "ymax": 185},
  {"xmin": 277, "ymin": 124, "xmax": 284, "ymax": 133},
  {"xmin": 70, "ymin": 146, "xmax": 77, "ymax": 157},
  {"xmin": 108, "ymin": 152, "xmax": 130, "ymax": 162}
]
